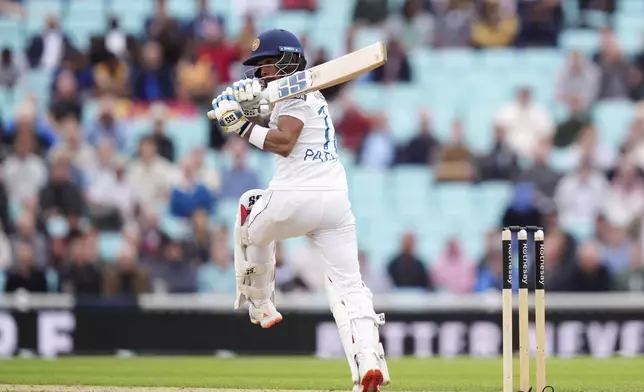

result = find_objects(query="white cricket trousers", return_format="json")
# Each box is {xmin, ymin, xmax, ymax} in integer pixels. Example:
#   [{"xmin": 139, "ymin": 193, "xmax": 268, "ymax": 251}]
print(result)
[{"xmin": 246, "ymin": 189, "xmax": 363, "ymax": 291}]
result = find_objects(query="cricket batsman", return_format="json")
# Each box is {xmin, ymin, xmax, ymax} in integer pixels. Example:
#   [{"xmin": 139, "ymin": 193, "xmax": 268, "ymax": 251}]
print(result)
[{"xmin": 207, "ymin": 29, "xmax": 390, "ymax": 392}]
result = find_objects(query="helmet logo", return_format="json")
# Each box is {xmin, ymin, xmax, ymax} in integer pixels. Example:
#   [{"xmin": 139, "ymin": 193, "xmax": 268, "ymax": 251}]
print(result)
[{"xmin": 251, "ymin": 38, "xmax": 260, "ymax": 52}]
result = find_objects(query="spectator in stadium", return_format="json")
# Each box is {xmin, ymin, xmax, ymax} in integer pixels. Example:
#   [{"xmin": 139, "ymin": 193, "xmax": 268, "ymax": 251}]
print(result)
[
  {"xmin": 5, "ymin": 100, "xmax": 56, "ymax": 156},
  {"xmin": 150, "ymin": 240, "xmax": 197, "ymax": 293},
  {"xmin": 196, "ymin": 19, "xmax": 239, "ymax": 88},
  {"xmin": 85, "ymin": 95, "xmax": 126, "ymax": 152},
  {"xmin": 0, "ymin": 221, "xmax": 10, "ymax": 270},
  {"xmin": 48, "ymin": 70, "xmax": 83, "ymax": 123},
  {"xmin": 190, "ymin": 147, "xmax": 221, "ymax": 194},
  {"xmin": 501, "ymin": 182, "xmax": 543, "ymax": 229},
  {"xmin": 186, "ymin": 0, "xmax": 225, "ymax": 41},
  {"xmin": 26, "ymin": 15, "xmax": 74, "ymax": 69},
  {"xmin": 358, "ymin": 114, "xmax": 396, "ymax": 168},
  {"xmin": 104, "ymin": 243, "xmax": 150, "ymax": 297},
  {"xmin": 516, "ymin": 0, "xmax": 563, "ymax": 47},
  {"xmin": 431, "ymin": 237, "xmax": 476, "ymax": 294},
  {"xmin": 52, "ymin": 116, "xmax": 98, "ymax": 175},
  {"xmin": 469, "ymin": 0, "xmax": 519, "ymax": 48},
  {"xmin": 0, "ymin": 0, "xmax": 24, "ymax": 18},
  {"xmin": 624, "ymin": 117, "xmax": 644, "ymax": 171},
  {"xmin": 613, "ymin": 245, "xmax": 644, "ymax": 291},
  {"xmin": 567, "ymin": 123, "xmax": 617, "ymax": 171},
  {"xmin": 352, "ymin": 0, "xmax": 389, "ymax": 26},
  {"xmin": 495, "ymin": 86, "xmax": 554, "ymax": 159},
  {"xmin": 542, "ymin": 201, "xmax": 579, "ymax": 262},
  {"xmin": 0, "ymin": 182, "xmax": 10, "ymax": 234},
  {"xmin": 104, "ymin": 16, "xmax": 128, "ymax": 59},
  {"xmin": 197, "ymin": 230, "xmax": 236, "ymax": 294},
  {"xmin": 234, "ymin": 0, "xmax": 278, "ymax": 22},
  {"xmin": 274, "ymin": 241, "xmax": 309, "ymax": 293},
  {"xmin": 169, "ymin": 158, "xmax": 215, "ymax": 219},
  {"xmin": 184, "ymin": 208, "xmax": 213, "ymax": 263},
  {"xmin": 93, "ymin": 52, "xmax": 130, "ymax": 97},
  {"xmin": 175, "ymin": 42, "xmax": 216, "ymax": 107},
  {"xmin": 517, "ymin": 140, "xmax": 561, "ymax": 198},
  {"xmin": 396, "ymin": 107, "xmax": 440, "ymax": 165},
  {"xmin": 282, "ymin": 0, "xmax": 317, "ymax": 11},
  {"xmin": 371, "ymin": 38, "xmax": 412, "ymax": 83},
  {"xmin": 51, "ymin": 49, "xmax": 94, "ymax": 96},
  {"xmin": 47, "ymin": 219, "xmax": 74, "ymax": 270},
  {"xmin": 1, "ymin": 125, "xmax": 47, "ymax": 205},
  {"xmin": 568, "ymin": 240, "xmax": 612, "ymax": 291},
  {"xmin": 59, "ymin": 232, "xmax": 104, "ymax": 296},
  {"xmin": 39, "ymin": 151, "xmax": 86, "ymax": 226},
  {"xmin": 555, "ymin": 51, "xmax": 600, "ymax": 110},
  {"xmin": 144, "ymin": 0, "xmax": 184, "ymax": 67},
  {"xmin": 335, "ymin": 96, "xmax": 372, "ymax": 153},
  {"xmin": 433, "ymin": 0, "xmax": 475, "ymax": 48},
  {"xmin": 146, "ymin": 103, "xmax": 175, "ymax": 162},
  {"xmin": 138, "ymin": 209, "xmax": 170, "ymax": 263},
  {"xmin": 594, "ymin": 28, "xmax": 635, "ymax": 100},
  {"xmin": 358, "ymin": 249, "xmax": 393, "ymax": 294},
  {"xmin": 529, "ymin": 226, "xmax": 575, "ymax": 291},
  {"xmin": 87, "ymin": 158, "xmax": 135, "ymax": 231},
  {"xmin": 84, "ymin": 138, "xmax": 118, "ymax": 185},
  {"xmin": 237, "ymin": 15, "xmax": 257, "ymax": 61},
  {"xmin": 289, "ymin": 237, "xmax": 326, "ymax": 292},
  {"xmin": 475, "ymin": 230, "xmax": 510, "ymax": 292},
  {"xmin": 219, "ymin": 138, "xmax": 260, "ymax": 200},
  {"xmin": 478, "ymin": 124, "xmax": 520, "ymax": 181},
  {"xmin": 0, "ymin": 48, "xmax": 21, "ymax": 88},
  {"xmin": 126, "ymin": 135, "xmax": 178, "ymax": 210},
  {"xmin": 387, "ymin": 232, "xmax": 433, "ymax": 290},
  {"xmin": 632, "ymin": 43, "xmax": 644, "ymax": 101},
  {"xmin": 555, "ymin": 154, "xmax": 609, "ymax": 221},
  {"xmin": 4, "ymin": 242, "xmax": 48, "ymax": 293},
  {"xmin": 10, "ymin": 212, "xmax": 48, "ymax": 268},
  {"xmin": 434, "ymin": 119, "xmax": 476, "ymax": 182},
  {"xmin": 600, "ymin": 223, "xmax": 638, "ymax": 276},
  {"xmin": 601, "ymin": 160, "xmax": 644, "ymax": 228},
  {"xmin": 387, "ymin": 0, "xmax": 435, "ymax": 48},
  {"xmin": 552, "ymin": 96, "xmax": 592, "ymax": 148},
  {"xmin": 132, "ymin": 41, "xmax": 176, "ymax": 101}
]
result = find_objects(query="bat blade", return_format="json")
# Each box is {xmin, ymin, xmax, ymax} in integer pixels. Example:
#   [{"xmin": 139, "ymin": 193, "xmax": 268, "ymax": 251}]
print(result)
[{"xmin": 262, "ymin": 41, "xmax": 387, "ymax": 103}]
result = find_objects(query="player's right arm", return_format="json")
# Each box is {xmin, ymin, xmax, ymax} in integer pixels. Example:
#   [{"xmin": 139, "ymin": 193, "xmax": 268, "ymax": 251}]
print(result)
[{"xmin": 242, "ymin": 114, "xmax": 303, "ymax": 158}]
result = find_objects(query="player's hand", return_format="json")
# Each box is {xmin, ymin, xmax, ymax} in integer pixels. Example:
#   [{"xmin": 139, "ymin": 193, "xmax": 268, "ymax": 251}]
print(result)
[
  {"xmin": 209, "ymin": 88, "xmax": 252, "ymax": 136},
  {"xmin": 232, "ymin": 78, "xmax": 271, "ymax": 119}
]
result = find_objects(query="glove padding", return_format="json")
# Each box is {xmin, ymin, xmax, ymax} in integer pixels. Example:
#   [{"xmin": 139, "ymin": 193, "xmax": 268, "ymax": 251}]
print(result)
[
  {"xmin": 232, "ymin": 78, "xmax": 271, "ymax": 120},
  {"xmin": 210, "ymin": 88, "xmax": 252, "ymax": 136}
]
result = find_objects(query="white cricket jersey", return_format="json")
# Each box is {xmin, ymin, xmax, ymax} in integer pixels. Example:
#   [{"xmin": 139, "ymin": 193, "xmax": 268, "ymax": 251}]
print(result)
[{"xmin": 267, "ymin": 91, "xmax": 348, "ymax": 191}]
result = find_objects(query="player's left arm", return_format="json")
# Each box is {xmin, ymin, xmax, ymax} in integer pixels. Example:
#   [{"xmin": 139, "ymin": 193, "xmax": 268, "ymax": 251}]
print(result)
[{"xmin": 243, "ymin": 115, "xmax": 303, "ymax": 158}]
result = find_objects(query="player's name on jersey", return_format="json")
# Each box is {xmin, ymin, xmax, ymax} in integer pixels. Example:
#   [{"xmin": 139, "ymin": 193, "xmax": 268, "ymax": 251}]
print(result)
[{"xmin": 303, "ymin": 148, "xmax": 337, "ymax": 163}]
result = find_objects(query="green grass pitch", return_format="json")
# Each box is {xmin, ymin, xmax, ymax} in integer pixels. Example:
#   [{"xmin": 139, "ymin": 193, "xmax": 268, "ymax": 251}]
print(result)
[{"xmin": 0, "ymin": 356, "xmax": 642, "ymax": 392}]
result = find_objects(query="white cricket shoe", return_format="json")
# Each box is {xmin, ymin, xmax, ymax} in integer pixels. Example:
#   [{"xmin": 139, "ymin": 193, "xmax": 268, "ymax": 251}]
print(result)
[
  {"xmin": 355, "ymin": 350, "xmax": 385, "ymax": 392},
  {"xmin": 248, "ymin": 300, "xmax": 283, "ymax": 328}
]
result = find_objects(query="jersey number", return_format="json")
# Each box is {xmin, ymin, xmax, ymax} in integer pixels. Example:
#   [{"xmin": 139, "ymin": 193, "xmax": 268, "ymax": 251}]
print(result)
[{"xmin": 318, "ymin": 106, "xmax": 338, "ymax": 152}]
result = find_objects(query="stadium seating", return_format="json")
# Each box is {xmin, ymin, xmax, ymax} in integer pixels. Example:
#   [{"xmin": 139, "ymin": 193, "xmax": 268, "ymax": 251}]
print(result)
[{"xmin": 3, "ymin": 0, "xmax": 643, "ymax": 277}]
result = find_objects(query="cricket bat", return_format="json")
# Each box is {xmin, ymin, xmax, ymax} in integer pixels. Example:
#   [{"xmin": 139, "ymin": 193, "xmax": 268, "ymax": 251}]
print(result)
[{"xmin": 207, "ymin": 41, "xmax": 387, "ymax": 119}]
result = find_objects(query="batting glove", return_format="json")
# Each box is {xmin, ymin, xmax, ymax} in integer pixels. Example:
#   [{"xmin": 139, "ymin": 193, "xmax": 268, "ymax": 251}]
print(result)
[
  {"xmin": 210, "ymin": 88, "xmax": 252, "ymax": 136},
  {"xmin": 233, "ymin": 78, "xmax": 271, "ymax": 119}
]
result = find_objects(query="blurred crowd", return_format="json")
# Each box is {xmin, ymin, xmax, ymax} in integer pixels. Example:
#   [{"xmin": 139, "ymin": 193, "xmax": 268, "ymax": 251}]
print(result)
[{"xmin": 0, "ymin": 0, "xmax": 643, "ymax": 299}]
